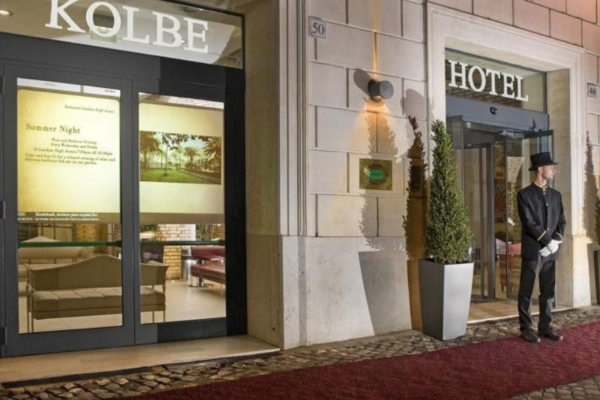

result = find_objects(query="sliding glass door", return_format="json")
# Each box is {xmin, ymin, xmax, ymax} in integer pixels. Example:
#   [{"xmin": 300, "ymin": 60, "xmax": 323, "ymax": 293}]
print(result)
[
  {"xmin": 133, "ymin": 81, "xmax": 232, "ymax": 344},
  {"xmin": 3, "ymin": 64, "xmax": 135, "ymax": 356},
  {"xmin": 0, "ymin": 32, "xmax": 246, "ymax": 357}
]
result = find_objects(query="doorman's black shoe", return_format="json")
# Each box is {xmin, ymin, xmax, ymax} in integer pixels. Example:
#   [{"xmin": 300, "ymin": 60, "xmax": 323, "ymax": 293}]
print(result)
[
  {"xmin": 538, "ymin": 328, "xmax": 563, "ymax": 341},
  {"xmin": 520, "ymin": 329, "xmax": 541, "ymax": 343}
]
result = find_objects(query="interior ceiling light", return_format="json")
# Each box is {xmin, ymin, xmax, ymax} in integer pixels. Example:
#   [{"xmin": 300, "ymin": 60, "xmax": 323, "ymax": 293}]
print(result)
[
  {"xmin": 166, "ymin": 97, "xmax": 224, "ymax": 109},
  {"xmin": 0, "ymin": 9, "xmax": 13, "ymax": 17}
]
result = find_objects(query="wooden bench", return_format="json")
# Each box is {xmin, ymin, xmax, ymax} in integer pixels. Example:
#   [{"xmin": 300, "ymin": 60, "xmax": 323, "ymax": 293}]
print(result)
[{"xmin": 26, "ymin": 254, "xmax": 167, "ymax": 332}]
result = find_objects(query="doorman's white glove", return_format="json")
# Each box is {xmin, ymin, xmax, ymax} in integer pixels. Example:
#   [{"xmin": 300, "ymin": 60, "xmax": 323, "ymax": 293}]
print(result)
[
  {"xmin": 547, "ymin": 239, "xmax": 560, "ymax": 254},
  {"xmin": 539, "ymin": 247, "xmax": 552, "ymax": 257}
]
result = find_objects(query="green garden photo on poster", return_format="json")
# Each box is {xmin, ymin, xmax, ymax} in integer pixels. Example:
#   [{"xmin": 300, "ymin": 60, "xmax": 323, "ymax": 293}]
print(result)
[{"xmin": 140, "ymin": 131, "xmax": 222, "ymax": 184}]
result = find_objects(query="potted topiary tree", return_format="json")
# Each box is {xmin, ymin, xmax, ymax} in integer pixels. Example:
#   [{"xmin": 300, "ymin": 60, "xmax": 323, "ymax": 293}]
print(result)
[{"xmin": 418, "ymin": 120, "xmax": 473, "ymax": 341}]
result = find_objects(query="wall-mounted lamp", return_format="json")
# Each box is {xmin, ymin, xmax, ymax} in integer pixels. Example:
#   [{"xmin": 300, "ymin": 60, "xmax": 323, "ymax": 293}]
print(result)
[
  {"xmin": 368, "ymin": 79, "xmax": 394, "ymax": 101},
  {"xmin": 0, "ymin": 9, "xmax": 13, "ymax": 17}
]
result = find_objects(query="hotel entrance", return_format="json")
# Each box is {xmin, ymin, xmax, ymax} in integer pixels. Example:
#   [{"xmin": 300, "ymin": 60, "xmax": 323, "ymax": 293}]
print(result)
[
  {"xmin": 444, "ymin": 48, "xmax": 555, "ymax": 310},
  {"xmin": 0, "ymin": 28, "xmax": 246, "ymax": 357},
  {"xmin": 448, "ymin": 108, "xmax": 553, "ymax": 303}
]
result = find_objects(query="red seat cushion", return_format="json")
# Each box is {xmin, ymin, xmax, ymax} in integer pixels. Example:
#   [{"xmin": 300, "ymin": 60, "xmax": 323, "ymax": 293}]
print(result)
[
  {"xmin": 191, "ymin": 263, "xmax": 225, "ymax": 284},
  {"xmin": 191, "ymin": 246, "xmax": 225, "ymax": 260}
]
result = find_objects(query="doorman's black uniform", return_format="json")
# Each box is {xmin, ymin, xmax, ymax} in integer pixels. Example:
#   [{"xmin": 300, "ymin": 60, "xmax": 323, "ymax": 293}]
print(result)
[{"xmin": 517, "ymin": 183, "xmax": 566, "ymax": 332}]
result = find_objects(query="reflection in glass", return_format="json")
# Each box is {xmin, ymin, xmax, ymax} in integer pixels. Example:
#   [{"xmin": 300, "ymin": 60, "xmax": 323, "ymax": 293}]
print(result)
[
  {"xmin": 139, "ymin": 93, "xmax": 226, "ymax": 324},
  {"xmin": 462, "ymin": 146, "xmax": 489, "ymax": 299}
]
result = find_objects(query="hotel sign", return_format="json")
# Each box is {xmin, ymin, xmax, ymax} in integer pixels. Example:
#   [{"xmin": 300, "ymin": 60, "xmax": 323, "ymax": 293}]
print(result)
[
  {"xmin": 447, "ymin": 59, "xmax": 529, "ymax": 102},
  {"xmin": 45, "ymin": 0, "xmax": 209, "ymax": 54}
]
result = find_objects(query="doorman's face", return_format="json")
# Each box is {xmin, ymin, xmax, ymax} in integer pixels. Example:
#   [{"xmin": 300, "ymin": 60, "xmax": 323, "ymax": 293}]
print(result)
[{"xmin": 540, "ymin": 164, "xmax": 556, "ymax": 181}]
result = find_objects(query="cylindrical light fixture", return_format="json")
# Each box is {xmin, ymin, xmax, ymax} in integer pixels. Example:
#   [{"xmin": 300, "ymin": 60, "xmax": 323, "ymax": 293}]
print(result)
[{"xmin": 368, "ymin": 79, "xmax": 394, "ymax": 100}]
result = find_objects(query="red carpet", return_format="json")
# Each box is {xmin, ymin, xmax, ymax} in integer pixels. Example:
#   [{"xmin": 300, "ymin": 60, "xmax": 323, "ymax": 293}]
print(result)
[{"xmin": 138, "ymin": 321, "xmax": 600, "ymax": 399}]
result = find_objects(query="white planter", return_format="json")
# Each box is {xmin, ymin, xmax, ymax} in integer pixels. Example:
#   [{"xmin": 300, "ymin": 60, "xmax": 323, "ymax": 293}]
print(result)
[{"xmin": 418, "ymin": 259, "xmax": 474, "ymax": 340}]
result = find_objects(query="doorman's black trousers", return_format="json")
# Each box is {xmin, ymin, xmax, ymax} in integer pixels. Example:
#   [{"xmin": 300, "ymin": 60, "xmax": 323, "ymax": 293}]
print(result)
[{"xmin": 517, "ymin": 256, "xmax": 556, "ymax": 332}]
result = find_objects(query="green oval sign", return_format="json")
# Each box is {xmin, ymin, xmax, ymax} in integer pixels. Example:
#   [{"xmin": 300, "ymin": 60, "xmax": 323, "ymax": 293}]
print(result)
[{"xmin": 365, "ymin": 166, "xmax": 386, "ymax": 182}]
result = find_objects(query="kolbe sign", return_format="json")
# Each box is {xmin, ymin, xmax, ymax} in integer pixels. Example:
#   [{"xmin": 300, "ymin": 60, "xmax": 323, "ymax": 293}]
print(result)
[
  {"xmin": 447, "ymin": 59, "xmax": 529, "ymax": 102},
  {"xmin": 45, "ymin": 0, "xmax": 209, "ymax": 54}
]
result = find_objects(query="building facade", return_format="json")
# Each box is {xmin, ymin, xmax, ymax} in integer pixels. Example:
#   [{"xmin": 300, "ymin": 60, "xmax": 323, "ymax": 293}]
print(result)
[{"xmin": 0, "ymin": 0, "xmax": 599, "ymax": 358}]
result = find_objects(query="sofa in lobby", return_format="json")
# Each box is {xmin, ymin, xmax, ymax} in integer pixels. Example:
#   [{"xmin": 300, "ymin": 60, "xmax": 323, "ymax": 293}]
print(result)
[
  {"xmin": 190, "ymin": 245, "xmax": 226, "ymax": 286},
  {"xmin": 19, "ymin": 236, "xmax": 94, "ymax": 263},
  {"xmin": 25, "ymin": 254, "xmax": 168, "ymax": 332},
  {"xmin": 18, "ymin": 236, "xmax": 94, "ymax": 294}
]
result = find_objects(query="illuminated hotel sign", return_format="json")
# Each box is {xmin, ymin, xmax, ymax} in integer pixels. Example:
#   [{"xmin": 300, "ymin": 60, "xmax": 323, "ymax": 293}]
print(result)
[
  {"xmin": 45, "ymin": 0, "xmax": 209, "ymax": 54},
  {"xmin": 446, "ymin": 59, "xmax": 529, "ymax": 102}
]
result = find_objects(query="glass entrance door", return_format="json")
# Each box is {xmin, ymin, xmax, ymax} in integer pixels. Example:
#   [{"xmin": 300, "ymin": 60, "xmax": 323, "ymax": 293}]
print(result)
[
  {"xmin": 132, "ymin": 81, "xmax": 232, "ymax": 344},
  {"xmin": 448, "ymin": 116, "xmax": 553, "ymax": 301},
  {"xmin": 2, "ymin": 64, "xmax": 135, "ymax": 356}
]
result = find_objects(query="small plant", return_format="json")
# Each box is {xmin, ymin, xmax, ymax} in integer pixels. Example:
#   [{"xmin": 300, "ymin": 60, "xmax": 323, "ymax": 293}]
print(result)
[
  {"xmin": 425, "ymin": 120, "xmax": 472, "ymax": 264},
  {"xmin": 196, "ymin": 224, "xmax": 212, "ymax": 241},
  {"xmin": 140, "ymin": 224, "xmax": 159, "ymax": 232}
]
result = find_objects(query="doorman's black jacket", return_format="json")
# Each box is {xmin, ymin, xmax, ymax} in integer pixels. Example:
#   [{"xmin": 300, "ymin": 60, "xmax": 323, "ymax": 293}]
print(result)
[{"xmin": 517, "ymin": 183, "xmax": 566, "ymax": 261}]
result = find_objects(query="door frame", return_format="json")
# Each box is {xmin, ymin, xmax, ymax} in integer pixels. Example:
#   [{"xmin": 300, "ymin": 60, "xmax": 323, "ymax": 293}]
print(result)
[{"xmin": 0, "ymin": 32, "xmax": 246, "ymax": 357}]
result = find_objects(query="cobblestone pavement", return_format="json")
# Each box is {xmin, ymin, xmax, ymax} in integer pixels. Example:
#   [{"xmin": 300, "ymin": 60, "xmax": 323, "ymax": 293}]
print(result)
[{"xmin": 2, "ymin": 306, "xmax": 600, "ymax": 399}]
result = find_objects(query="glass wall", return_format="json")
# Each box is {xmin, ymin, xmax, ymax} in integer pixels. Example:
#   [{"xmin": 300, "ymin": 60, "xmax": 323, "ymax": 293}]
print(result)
[{"xmin": 138, "ymin": 93, "xmax": 226, "ymax": 324}]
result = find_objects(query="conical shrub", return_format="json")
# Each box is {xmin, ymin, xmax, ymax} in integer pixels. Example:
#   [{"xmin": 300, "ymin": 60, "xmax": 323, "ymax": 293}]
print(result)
[{"xmin": 425, "ymin": 120, "xmax": 472, "ymax": 264}]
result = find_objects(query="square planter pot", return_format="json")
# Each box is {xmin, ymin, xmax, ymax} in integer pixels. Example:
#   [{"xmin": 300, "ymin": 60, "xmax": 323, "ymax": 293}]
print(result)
[{"xmin": 418, "ymin": 259, "xmax": 474, "ymax": 340}]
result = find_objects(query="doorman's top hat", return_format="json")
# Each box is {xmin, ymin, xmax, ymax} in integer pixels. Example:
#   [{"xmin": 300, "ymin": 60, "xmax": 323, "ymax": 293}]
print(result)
[{"xmin": 528, "ymin": 152, "xmax": 557, "ymax": 171}]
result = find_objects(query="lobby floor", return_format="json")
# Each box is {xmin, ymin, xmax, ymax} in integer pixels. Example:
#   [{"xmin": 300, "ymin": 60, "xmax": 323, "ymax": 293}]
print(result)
[{"xmin": 469, "ymin": 299, "xmax": 519, "ymax": 322}]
